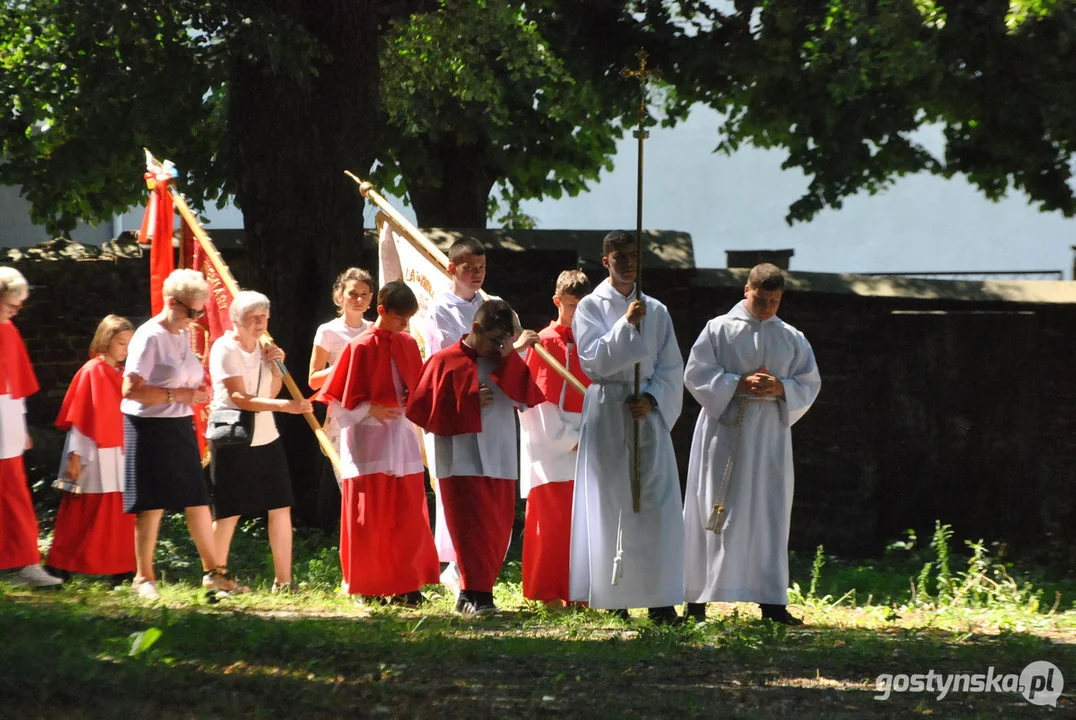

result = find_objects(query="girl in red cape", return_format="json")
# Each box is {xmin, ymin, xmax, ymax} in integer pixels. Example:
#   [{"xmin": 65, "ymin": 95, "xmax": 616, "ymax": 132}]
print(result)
[
  {"xmin": 0, "ymin": 267, "xmax": 62, "ymax": 588},
  {"xmin": 46, "ymin": 315, "xmax": 137, "ymax": 582},
  {"xmin": 317, "ymin": 281, "xmax": 439, "ymax": 605}
]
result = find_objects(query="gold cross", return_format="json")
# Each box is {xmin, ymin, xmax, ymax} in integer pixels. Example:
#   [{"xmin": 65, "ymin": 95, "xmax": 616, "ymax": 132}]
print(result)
[{"xmin": 620, "ymin": 49, "xmax": 662, "ymax": 137}]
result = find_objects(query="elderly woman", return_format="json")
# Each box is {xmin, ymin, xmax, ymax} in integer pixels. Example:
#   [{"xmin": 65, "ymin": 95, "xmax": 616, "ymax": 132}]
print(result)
[
  {"xmin": 208, "ymin": 290, "xmax": 310, "ymax": 593},
  {"xmin": 0, "ymin": 267, "xmax": 63, "ymax": 588},
  {"xmin": 122, "ymin": 269, "xmax": 239, "ymax": 600}
]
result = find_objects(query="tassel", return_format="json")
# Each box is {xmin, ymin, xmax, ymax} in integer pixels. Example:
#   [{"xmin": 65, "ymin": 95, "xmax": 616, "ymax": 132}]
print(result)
[
  {"xmin": 611, "ymin": 511, "xmax": 625, "ymax": 585},
  {"xmin": 706, "ymin": 504, "xmax": 726, "ymax": 534}
]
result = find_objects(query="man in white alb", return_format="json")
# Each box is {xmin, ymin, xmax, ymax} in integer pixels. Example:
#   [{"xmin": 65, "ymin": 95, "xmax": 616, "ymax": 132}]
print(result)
[
  {"xmin": 682, "ymin": 263, "xmax": 821, "ymax": 625},
  {"xmin": 569, "ymin": 230, "xmax": 685, "ymax": 624}
]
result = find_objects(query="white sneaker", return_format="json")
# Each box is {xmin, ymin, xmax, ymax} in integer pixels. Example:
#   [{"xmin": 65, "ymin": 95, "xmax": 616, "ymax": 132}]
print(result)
[
  {"xmin": 133, "ymin": 579, "xmax": 162, "ymax": 602},
  {"xmin": 440, "ymin": 562, "xmax": 461, "ymax": 599},
  {"xmin": 11, "ymin": 565, "xmax": 64, "ymax": 588}
]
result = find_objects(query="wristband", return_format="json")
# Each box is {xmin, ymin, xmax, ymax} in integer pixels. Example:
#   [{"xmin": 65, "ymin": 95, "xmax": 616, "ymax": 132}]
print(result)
[{"xmin": 166, "ymin": 388, "xmax": 175, "ymax": 404}]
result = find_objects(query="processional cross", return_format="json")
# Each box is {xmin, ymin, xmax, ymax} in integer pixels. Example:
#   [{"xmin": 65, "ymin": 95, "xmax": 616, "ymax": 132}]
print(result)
[{"xmin": 620, "ymin": 49, "xmax": 661, "ymax": 514}]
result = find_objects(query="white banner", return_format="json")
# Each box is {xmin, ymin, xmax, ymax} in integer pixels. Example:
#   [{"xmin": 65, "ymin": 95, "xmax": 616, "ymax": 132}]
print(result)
[{"xmin": 377, "ymin": 217, "xmax": 452, "ymax": 361}]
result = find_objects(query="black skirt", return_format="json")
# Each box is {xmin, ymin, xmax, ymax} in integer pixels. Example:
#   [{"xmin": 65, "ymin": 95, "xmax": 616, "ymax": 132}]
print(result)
[
  {"xmin": 123, "ymin": 414, "xmax": 210, "ymax": 513},
  {"xmin": 209, "ymin": 439, "xmax": 293, "ymax": 519}
]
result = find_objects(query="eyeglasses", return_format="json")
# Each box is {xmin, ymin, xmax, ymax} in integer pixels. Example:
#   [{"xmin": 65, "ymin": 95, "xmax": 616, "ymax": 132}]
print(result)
[{"xmin": 174, "ymin": 298, "xmax": 206, "ymax": 320}]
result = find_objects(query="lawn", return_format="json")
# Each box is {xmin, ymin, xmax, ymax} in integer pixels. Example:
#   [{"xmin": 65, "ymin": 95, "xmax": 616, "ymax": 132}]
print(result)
[{"xmin": 2, "ymin": 517, "xmax": 1072, "ymax": 719}]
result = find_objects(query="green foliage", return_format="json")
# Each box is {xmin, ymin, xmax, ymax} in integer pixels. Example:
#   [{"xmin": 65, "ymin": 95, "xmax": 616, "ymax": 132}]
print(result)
[
  {"xmin": 0, "ymin": 0, "xmax": 324, "ymax": 234},
  {"xmin": 808, "ymin": 544, "xmax": 825, "ymax": 600},
  {"xmin": 376, "ymin": 0, "xmax": 641, "ymax": 225},
  {"xmin": 675, "ymin": 0, "xmax": 1076, "ymax": 223}
]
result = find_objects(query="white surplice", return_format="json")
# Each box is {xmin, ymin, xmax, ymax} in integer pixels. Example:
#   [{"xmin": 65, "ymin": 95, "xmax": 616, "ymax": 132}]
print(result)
[
  {"xmin": 682, "ymin": 300, "xmax": 821, "ymax": 605},
  {"xmin": 328, "ymin": 361, "xmax": 424, "ymax": 481},
  {"xmin": 569, "ymin": 280, "xmax": 685, "ymax": 609},
  {"xmin": 55, "ymin": 427, "xmax": 124, "ymax": 494},
  {"xmin": 518, "ymin": 372, "xmax": 581, "ymax": 497}
]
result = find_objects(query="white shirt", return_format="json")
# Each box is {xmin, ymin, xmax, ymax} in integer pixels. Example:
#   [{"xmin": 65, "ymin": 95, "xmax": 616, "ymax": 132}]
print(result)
[
  {"xmin": 209, "ymin": 333, "xmax": 280, "ymax": 447},
  {"xmin": 313, "ymin": 317, "xmax": 370, "ymax": 367},
  {"xmin": 121, "ymin": 320, "xmax": 204, "ymax": 418}
]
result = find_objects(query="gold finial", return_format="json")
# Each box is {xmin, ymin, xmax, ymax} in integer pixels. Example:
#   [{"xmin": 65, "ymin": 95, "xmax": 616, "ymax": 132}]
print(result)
[{"xmin": 620, "ymin": 49, "xmax": 663, "ymax": 136}]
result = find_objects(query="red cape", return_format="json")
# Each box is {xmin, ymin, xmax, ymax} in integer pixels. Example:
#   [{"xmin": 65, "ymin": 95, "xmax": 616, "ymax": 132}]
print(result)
[
  {"xmin": 318, "ymin": 327, "xmax": 422, "ymax": 410},
  {"xmin": 406, "ymin": 338, "xmax": 544, "ymax": 436},
  {"xmin": 55, "ymin": 357, "xmax": 124, "ymax": 449},
  {"xmin": 525, "ymin": 322, "xmax": 591, "ymax": 413},
  {"xmin": 0, "ymin": 320, "xmax": 39, "ymax": 400}
]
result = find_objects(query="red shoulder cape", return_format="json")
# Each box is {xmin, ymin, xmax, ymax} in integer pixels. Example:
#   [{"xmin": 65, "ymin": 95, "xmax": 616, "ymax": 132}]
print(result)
[
  {"xmin": 405, "ymin": 338, "xmax": 544, "ymax": 436},
  {"xmin": 318, "ymin": 327, "xmax": 422, "ymax": 410},
  {"xmin": 0, "ymin": 320, "xmax": 39, "ymax": 400},
  {"xmin": 55, "ymin": 357, "xmax": 124, "ymax": 448},
  {"xmin": 525, "ymin": 322, "xmax": 591, "ymax": 413}
]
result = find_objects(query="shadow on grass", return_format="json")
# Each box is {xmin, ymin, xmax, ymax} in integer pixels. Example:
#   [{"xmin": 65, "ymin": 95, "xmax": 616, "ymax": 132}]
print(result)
[{"xmin": 2, "ymin": 588, "xmax": 1072, "ymax": 719}]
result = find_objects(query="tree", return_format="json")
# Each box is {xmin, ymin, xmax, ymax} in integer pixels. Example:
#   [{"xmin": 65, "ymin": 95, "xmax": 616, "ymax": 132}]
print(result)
[
  {"xmin": 376, "ymin": 0, "xmax": 681, "ymax": 228},
  {"xmin": 669, "ymin": 0, "xmax": 1076, "ymax": 223}
]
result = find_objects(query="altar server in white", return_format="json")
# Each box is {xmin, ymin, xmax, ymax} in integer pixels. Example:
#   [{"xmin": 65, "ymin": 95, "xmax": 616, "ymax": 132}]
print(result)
[
  {"xmin": 569, "ymin": 231, "xmax": 685, "ymax": 624},
  {"xmin": 682, "ymin": 263, "xmax": 821, "ymax": 625}
]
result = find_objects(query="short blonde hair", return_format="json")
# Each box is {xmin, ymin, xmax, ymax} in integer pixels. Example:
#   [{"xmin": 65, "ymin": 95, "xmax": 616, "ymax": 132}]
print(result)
[
  {"xmin": 229, "ymin": 290, "xmax": 271, "ymax": 325},
  {"xmin": 162, "ymin": 269, "xmax": 210, "ymax": 304},
  {"xmin": 0, "ymin": 267, "xmax": 30, "ymax": 302},
  {"xmin": 555, "ymin": 270, "xmax": 591, "ymax": 299},
  {"xmin": 88, "ymin": 315, "xmax": 135, "ymax": 358}
]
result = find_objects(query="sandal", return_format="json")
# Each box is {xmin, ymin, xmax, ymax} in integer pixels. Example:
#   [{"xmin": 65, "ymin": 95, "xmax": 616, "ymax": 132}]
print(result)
[
  {"xmin": 271, "ymin": 580, "xmax": 298, "ymax": 595},
  {"xmin": 202, "ymin": 566, "xmax": 250, "ymax": 596}
]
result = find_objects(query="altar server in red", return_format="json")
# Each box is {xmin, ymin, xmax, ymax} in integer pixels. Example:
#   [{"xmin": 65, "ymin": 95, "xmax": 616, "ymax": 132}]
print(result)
[
  {"xmin": 319, "ymin": 281, "xmax": 439, "ymax": 605},
  {"xmin": 46, "ymin": 315, "xmax": 137, "ymax": 580},
  {"xmin": 406, "ymin": 299, "xmax": 543, "ymax": 615},
  {"xmin": 0, "ymin": 267, "xmax": 62, "ymax": 588},
  {"xmin": 519, "ymin": 271, "xmax": 592, "ymax": 604}
]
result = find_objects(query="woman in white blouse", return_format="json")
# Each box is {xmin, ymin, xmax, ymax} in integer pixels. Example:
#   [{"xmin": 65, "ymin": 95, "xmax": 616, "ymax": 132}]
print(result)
[
  {"xmin": 208, "ymin": 291, "xmax": 311, "ymax": 593},
  {"xmin": 122, "ymin": 269, "xmax": 241, "ymax": 600},
  {"xmin": 307, "ymin": 267, "xmax": 373, "ymax": 528}
]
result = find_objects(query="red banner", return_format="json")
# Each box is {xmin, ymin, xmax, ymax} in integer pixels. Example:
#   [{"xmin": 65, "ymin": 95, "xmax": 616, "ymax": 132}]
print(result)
[{"xmin": 139, "ymin": 173, "xmax": 175, "ymax": 315}]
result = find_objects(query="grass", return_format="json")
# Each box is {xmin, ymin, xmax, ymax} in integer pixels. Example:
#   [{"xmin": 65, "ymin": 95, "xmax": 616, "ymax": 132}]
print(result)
[{"xmin": 2, "ymin": 517, "xmax": 1074, "ymax": 718}]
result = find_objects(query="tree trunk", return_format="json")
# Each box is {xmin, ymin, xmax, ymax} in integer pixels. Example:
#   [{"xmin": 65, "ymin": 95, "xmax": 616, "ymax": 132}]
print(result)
[
  {"xmin": 228, "ymin": 0, "xmax": 379, "ymax": 525},
  {"xmin": 402, "ymin": 138, "xmax": 497, "ymax": 228}
]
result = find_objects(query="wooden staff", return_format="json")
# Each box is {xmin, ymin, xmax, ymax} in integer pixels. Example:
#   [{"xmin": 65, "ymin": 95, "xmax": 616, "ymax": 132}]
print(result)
[
  {"xmin": 620, "ymin": 50, "xmax": 661, "ymax": 513},
  {"xmin": 167, "ymin": 178, "xmax": 343, "ymax": 475},
  {"xmin": 345, "ymin": 172, "xmax": 587, "ymax": 398}
]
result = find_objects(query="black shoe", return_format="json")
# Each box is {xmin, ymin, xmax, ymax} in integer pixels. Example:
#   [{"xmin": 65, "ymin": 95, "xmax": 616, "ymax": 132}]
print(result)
[
  {"xmin": 607, "ymin": 608, "xmax": 630, "ymax": 621},
  {"xmin": 455, "ymin": 590, "xmax": 498, "ymax": 616},
  {"xmin": 759, "ymin": 603, "xmax": 804, "ymax": 626},
  {"xmin": 648, "ymin": 606, "xmax": 683, "ymax": 626},
  {"xmin": 685, "ymin": 602, "xmax": 708, "ymax": 623},
  {"xmin": 390, "ymin": 591, "xmax": 424, "ymax": 608},
  {"xmin": 109, "ymin": 572, "xmax": 135, "ymax": 587},
  {"xmin": 44, "ymin": 566, "xmax": 71, "ymax": 582}
]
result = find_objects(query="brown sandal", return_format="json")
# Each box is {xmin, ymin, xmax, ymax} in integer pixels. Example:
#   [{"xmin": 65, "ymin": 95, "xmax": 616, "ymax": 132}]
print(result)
[{"xmin": 202, "ymin": 566, "xmax": 250, "ymax": 595}]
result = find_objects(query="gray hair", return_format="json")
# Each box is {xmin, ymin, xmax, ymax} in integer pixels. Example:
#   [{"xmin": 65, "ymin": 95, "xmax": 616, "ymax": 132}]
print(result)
[
  {"xmin": 0, "ymin": 267, "xmax": 29, "ymax": 302},
  {"xmin": 229, "ymin": 290, "xmax": 271, "ymax": 325},
  {"xmin": 162, "ymin": 269, "xmax": 210, "ymax": 303}
]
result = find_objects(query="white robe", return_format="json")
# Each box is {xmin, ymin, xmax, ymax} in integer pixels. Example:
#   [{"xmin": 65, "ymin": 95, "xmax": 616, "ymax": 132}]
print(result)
[
  {"xmin": 569, "ymin": 280, "xmax": 685, "ymax": 609},
  {"xmin": 682, "ymin": 300, "xmax": 821, "ymax": 605}
]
